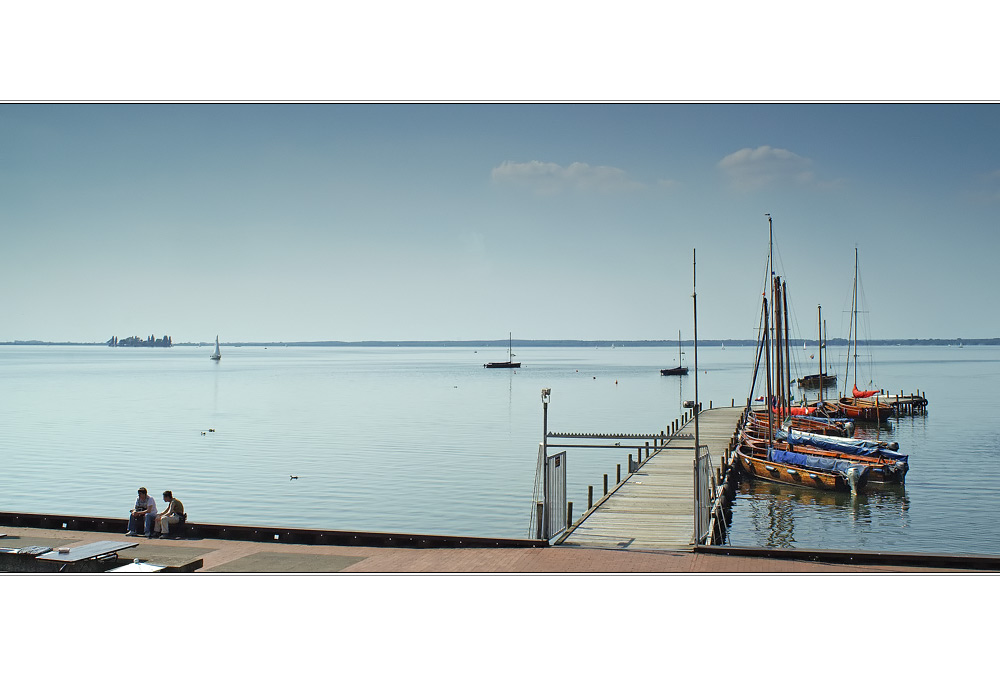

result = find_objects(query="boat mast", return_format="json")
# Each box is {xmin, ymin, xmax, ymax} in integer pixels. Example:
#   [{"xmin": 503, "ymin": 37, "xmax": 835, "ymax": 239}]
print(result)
[
  {"xmin": 782, "ymin": 280, "xmax": 792, "ymax": 411},
  {"xmin": 852, "ymin": 248, "xmax": 859, "ymax": 393},
  {"xmin": 692, "ymin": 248, "xmax": 702, "ymax": 540},
  {"xmin": 764, "ymin": 298, "xmax": 773, "ymax": 447},
  {"xmin": 845, "ymin": 248, "xmax": 856, "ymax": 397},
  {"xmin": 678, "ymin": 330, "xmax": 682, "ymax": 367},
  {"xmin": 817, "ymin": 305, "xmax": 824, "ymax": 404},
  {"xmin": 772, "ymin": 275, "xmax": 784, "ymax": 420},
  {"xmin": 767, "ymin": 214, "xmax": 774, "ymax": 388}
]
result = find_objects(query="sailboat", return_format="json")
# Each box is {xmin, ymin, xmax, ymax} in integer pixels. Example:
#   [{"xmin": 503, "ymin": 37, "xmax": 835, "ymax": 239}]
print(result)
[
  {"xmin": 484, "ymin": 333, "xmax": 520, "ymax": 368},
  {"xmin": 834, "ymin": 249, "xmax": 892, "ymax": 422},
  {"xmin": 660, "ymin": 331, "xmax": 688, "ymax": 376},
  {"xmin": 735, "ymin": 273, "xmax": 869, "ymax": 493},
  {"xmin": 734, "ymin": 216, "xmax": 909, "ymax": 492},
  {"xmin": 796, "ymin": 305, "xmax": 837, "ymax": 390},
  {"xmin": 210, "ymin": 335, "xmax": 221, "ymax": 361}
]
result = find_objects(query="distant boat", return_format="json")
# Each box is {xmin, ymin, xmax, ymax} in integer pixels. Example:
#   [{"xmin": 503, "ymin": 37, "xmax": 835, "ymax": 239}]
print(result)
[
  {"xmin": 797, "ymin": 306, "xmax": 836, "ymax": 391},
  {"xmin": 661, "ymin": 330, "xmax": 688, "ymax": 376},
  {"xmin": 484, "ymin": 333, "xmax": 520, "ymax": 369},
  {"xmin": 211, "ymin": 335, "xmax": 221, "ymax": 361}
]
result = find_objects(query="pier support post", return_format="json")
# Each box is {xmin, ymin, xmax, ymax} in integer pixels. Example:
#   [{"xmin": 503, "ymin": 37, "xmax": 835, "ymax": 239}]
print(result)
[
  {"xmin": 567, "ymin": 502, "xmax": 573, "ymax": 529},
  {"xmin": 617, "ymin": 464, "xmax": 621, "ymax": 483},
  {"xmin": 603, "ymin": 474, "xmax": 608, "ymax": 495},
  {"xmin": 535, "ymin": 502, "xmax": 543, "ymax": 540},
  {"xmin": 588, "ymin": 485, "xmax": 593, "ymax": 510}
]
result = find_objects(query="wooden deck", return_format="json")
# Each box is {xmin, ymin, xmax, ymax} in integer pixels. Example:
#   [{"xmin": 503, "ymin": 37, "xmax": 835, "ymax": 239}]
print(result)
[{"xmin": 557, "ymin": 406, "xmax": 743, "ymax": 551}]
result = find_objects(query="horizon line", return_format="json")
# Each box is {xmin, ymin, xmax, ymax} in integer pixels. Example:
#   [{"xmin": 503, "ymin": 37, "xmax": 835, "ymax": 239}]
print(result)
[{"xmin": 3, "ymin": 338, "xmax": 998, "ymax": 347}]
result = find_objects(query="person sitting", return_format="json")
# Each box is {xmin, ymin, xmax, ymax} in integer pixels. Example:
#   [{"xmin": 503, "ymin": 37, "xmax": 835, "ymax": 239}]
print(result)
[
  {"xmin": 126, "ymin": 487, "xmax": 157, "ymax": 537},
  {"xmin": 153, "ymin": 490, "xmax": 185, "ymax": 538}
]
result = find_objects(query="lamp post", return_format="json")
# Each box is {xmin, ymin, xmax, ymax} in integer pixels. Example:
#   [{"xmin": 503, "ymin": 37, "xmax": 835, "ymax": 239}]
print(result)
[{"xmin": 541, "ymin": 387, "xmax": 551, "ymax": 540}]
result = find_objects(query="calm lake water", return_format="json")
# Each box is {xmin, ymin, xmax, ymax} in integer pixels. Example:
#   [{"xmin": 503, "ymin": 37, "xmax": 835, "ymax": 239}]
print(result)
[{"xmin": 1, "ymin": 344, "xmax": 997, "ymax": 554}]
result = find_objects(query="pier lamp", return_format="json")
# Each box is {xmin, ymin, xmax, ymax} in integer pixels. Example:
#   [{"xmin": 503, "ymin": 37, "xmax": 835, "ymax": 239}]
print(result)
[{"xmin": 541, "ymin": 388, "xmax": 551, "ymax": 539}]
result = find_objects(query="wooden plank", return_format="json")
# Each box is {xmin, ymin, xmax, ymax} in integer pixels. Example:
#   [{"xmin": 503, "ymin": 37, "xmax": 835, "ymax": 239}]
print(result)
[{"xmin": 558, "ymin": 407, "xmax": 743, "ymax": 551}]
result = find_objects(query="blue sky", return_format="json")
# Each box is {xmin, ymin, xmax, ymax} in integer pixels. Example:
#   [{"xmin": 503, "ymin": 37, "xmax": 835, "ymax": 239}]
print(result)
[{"xmin": 2, "ymin": 103, "xmax": 998, "ymax": 343}]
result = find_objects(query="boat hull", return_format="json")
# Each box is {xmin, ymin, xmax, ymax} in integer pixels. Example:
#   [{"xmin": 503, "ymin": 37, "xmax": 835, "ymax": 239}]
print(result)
[
  {"xmin": 741, "ymin": 435, "xmax": 906, "ymax": 486},
  {"xmin": 735, "ymin": 446, "xmax": 867, "ymax": 492},
  {"xmin": 797, "ymin": 373, "xmax": 837, "ymax": 388},
  {"xmin": 747, "ymin": 410, "xmax": 852, "ymax": 437},
  {"xmin": 836, "ymin": 397, "xmax": 893, "ymax": 422},
  {"xmin": 484, "ymin": 362, "xmax": 520, "ymax": 368},
  {"xmin": 660, "ymin": 367, "xmax": 688, "ymax": 376}
]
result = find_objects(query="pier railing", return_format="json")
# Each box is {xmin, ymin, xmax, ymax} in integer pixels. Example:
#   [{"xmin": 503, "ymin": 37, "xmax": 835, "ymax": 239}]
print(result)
[{"xmin": 694, "ymin": 442, "xmax": 715, "ymax": 544}]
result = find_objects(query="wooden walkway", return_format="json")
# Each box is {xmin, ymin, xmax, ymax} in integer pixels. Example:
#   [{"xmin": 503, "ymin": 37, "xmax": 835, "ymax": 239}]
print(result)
[{"xmin": 557, "ymin": 406, "xmax": 743, "ymax": 551}]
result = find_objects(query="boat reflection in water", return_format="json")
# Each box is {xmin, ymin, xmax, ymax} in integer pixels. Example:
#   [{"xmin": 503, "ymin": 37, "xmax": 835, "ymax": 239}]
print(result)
[{"xmin": 734, "ymin": 479, "xmax": 910, "ymax": 549}]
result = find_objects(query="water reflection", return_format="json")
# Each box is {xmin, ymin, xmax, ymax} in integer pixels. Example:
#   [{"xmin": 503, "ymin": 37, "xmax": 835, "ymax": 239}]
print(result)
[{"xmin": 735, "ymin": 478, "xmax": 910, "ymax": 549}]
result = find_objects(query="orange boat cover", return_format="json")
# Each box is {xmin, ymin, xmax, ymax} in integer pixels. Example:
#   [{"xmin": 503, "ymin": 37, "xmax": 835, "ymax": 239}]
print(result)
[{"xmin": 853, "ymin": 385, "xmax": 879, "ymax": 398}]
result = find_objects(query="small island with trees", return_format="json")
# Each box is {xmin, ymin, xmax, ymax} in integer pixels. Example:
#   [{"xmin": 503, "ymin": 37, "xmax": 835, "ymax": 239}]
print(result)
[{"xmin": 107, "ymin": 334, "xmax": 173, "ymax": 347}]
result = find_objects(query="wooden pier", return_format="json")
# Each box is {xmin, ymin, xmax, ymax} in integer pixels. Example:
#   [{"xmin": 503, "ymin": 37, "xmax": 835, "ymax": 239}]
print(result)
[
  {"xmin": 877, "ymin": 390, "xmax": 928, "ymax": 415},
  {"xmin": 556, "ymin": 406, "xmax": 744, "ymax": 550}
]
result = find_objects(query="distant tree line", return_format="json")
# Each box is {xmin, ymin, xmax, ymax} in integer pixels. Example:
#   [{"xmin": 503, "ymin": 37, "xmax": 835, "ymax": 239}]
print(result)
[{"xmin": 108, "ymin": 335, "xmax": 173, "ymax": 347}]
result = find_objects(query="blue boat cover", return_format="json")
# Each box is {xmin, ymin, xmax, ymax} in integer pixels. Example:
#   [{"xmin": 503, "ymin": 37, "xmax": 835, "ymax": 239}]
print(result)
[
  {"xmin": 778, "ymin": 429, "xmax": 909, "ymax": 462},
  {"xmin": 793, "ymin": 415, "xmax": 852, "ymax": 424},
  {"xmin": 769, "ymin": 448, "xmax": 868, "ymax": 478}
]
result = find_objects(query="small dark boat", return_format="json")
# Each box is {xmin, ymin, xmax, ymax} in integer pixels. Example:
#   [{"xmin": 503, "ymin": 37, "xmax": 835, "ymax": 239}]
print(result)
[
  {"xmin": 484, "ymin": 333, "xmax": 520, "ymax": 369},
  {"xmin": 797, "ymin": 372, "xmax": 836, "ymax": 388},
  {"xmin": 660, "ymin": 331, "xmax": 687, "ymax": 376}
]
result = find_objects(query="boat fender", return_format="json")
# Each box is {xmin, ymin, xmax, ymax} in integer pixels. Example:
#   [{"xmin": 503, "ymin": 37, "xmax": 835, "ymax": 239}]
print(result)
[
  {"xmin": 887, "ymin": 442, "xmax": 899, "ymax": 451},
  {"xmin": 846, "ymin": 466, "xmax": 862, "ymax": 494}
]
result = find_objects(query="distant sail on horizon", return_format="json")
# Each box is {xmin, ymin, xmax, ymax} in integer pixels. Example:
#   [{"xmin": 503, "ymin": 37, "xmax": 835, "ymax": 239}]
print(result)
[{"xmin": 211, "ymin": 335, "xmax": 221, "ymax": 361}]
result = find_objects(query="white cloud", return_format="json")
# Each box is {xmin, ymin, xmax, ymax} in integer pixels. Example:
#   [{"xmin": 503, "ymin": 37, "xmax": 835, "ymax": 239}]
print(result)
[
  {"xmin": 717, "ymin": 145, "xmax": 815, "ymax": 190},
  {"xmin": 491, "ymin": 160, "xmax": 643, "ymax": 195}
]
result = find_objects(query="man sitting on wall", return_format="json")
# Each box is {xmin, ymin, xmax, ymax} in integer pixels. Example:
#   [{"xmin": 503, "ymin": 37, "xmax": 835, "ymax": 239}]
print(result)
[
  {"xmin": 153, "ymin": 490, "xmax": 185, "ymax": 538},
  {"xmin": 126, "ymin": 487, "xmax": 156, "ymax": 537}
]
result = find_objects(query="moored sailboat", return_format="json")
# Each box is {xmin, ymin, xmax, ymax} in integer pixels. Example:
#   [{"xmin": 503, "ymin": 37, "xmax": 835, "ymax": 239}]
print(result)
[
  {"xmin": 484, "ymin": 333, "xmax": 520, "ymax": 368},
  {"xmin": 660, "ymin": 331, "xmax": 688, "ymax": 376},
  {"xmin": 210, "ymin": 335, "xmax": 221, "ymax": 361},
  {"xmin": 734, "ymin": 216, "xmax": 907, "ymax": 492},
  {"xmin": 797, "ymin": 305, "xmax": 837, "ymax": 390},
  {"xmin": 832, "ymin": 248, "xmax": 893, "ymax": 421},
  {"xmin": 736, "ymin": 278, "xmax": 869, "ymax": 492}
]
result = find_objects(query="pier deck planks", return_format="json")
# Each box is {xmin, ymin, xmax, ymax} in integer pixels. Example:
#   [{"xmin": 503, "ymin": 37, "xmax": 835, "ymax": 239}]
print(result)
[{"xmin": 558, "ymin": 406, "xmax": 743, "ymax": 551}]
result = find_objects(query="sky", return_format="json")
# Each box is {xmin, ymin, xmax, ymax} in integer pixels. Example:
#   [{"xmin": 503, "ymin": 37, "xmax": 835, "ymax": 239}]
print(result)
[{"xmin": 2, "ymin": 102, "xmax": 998, "ymax": 343}]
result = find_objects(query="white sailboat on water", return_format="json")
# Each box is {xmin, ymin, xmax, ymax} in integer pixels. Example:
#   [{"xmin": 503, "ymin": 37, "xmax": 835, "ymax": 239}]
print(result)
[{"xmin": 211, "ymin": 335, "xmax": 221, "ymax": 361}]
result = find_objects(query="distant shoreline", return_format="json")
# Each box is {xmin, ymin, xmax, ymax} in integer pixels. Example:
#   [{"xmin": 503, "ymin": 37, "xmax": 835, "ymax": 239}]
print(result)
[{"xmin": 3, "ymin": 338, "xmax": 998, "ymax": 347}]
